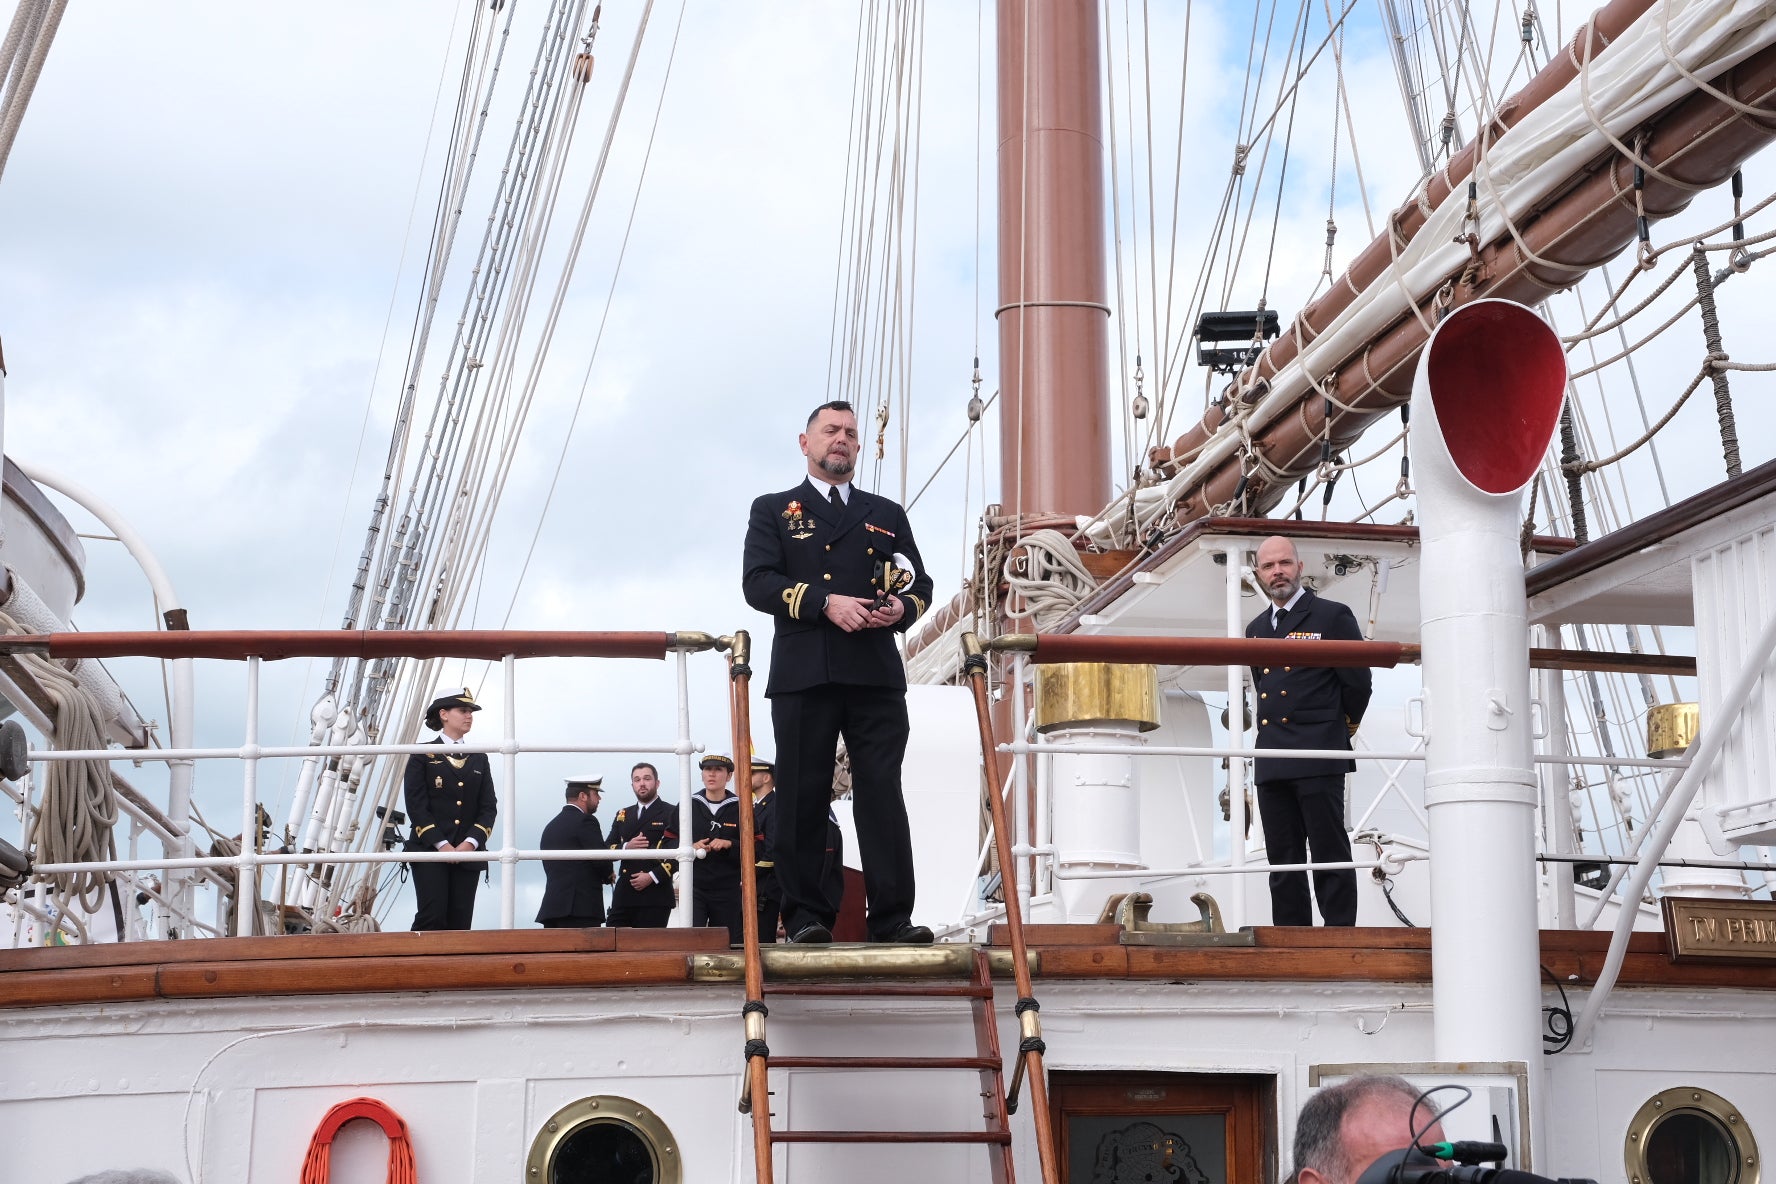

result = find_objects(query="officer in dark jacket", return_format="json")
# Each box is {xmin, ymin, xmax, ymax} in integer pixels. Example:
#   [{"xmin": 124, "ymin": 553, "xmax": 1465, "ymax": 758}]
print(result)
[
  {"xmin": 742, "ymin": 400, "xmax": 936, "ymax": 946},
  {"xmin": 749, "ymin": 758, "xmax": 781, "ymax": 942},
  {"xmin": 1245, "ymin": 536, "xmax": 1373, "ymax": 926},
  {"xmin": 536, "ymin": 775, "xmax": 613, "ymax": 928},
  {"xmin": 690, "ymin": 755, "xmax": 743, "ymax": 944},
  {"xmin": 403, "ymin": 688, "xmax": 497, "ymax": 931},
  {"xmin": 605, "ymin": 761, "xmax": 679, "ymax": 928}
]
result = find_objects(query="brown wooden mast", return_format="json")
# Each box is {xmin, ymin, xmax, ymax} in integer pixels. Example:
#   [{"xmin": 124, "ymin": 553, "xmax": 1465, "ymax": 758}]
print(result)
[{"xmin": 996, "ymin": 0, "xmax": 1112, "ymax": 522}]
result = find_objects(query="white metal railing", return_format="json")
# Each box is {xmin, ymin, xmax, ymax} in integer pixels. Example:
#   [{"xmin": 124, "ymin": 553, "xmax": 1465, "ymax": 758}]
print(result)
[
  {"xmin": 988, "ymin": 639, "xmax": 1705, "ymax": 926},
  {"xmin": 6, "ymin": 634, "xmax": 736, "ymax": 942}
]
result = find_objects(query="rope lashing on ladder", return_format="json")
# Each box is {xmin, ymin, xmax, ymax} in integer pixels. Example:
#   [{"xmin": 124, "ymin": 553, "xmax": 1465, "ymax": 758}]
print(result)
[
  {"xmin": 299, "ymin": 1097, "xmax": 417, "ymax": 1184},
  {"xmin": 743, "ymin": 998, "xmax": 770, "ymax": 1061},
  {"xmin": 1014, "ymin": 996, "xmax": 1046, "ymax": 1056}
]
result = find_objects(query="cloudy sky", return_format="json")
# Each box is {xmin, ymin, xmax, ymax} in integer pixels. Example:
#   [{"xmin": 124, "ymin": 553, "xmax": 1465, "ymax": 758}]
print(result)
[{"xmin": 2, "ymin": 0, "xmax": 1771, "ymax": 929}]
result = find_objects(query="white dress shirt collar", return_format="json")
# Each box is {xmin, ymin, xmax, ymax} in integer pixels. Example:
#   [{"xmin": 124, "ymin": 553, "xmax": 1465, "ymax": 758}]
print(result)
[{"xmin": 807, "ymin": 475, "xmax": 852, "ymax": 505}]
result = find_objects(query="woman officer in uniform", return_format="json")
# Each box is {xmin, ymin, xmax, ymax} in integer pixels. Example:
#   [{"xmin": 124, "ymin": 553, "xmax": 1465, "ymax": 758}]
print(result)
[{"xmin": 403, "ymin": 688, "xmax": 496, "ymax": 930}]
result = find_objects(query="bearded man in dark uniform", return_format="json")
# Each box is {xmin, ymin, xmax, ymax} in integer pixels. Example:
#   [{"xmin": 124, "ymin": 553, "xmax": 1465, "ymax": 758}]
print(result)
[
  {"xmin": 1244, "ymin": 535, "xmax": 1373, "ymax": 927},
  {"xmin": 741, "ymin": 400, "xmax": 935, "ymax": 945},
  {"xmin": 536, "ymin": 775, "xmax": 613, "ymax": 928},
  {"xmin": 403, "ymin": 688, "xmax": 497, "ymax": 931},
  {"xmin": 605, "ymin": 761, "xmax": 679, "ymax": 928}
]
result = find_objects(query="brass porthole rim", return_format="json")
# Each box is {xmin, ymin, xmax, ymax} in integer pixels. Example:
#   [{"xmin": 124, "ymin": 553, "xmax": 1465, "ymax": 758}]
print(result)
[
  {"xmin": 525, "ymin": 1094, "xmax": 682, "ymax": 1183},
  {"xmin": 1624, "ymin": 1086, "xmax": 1759, "ymax": 1184}
]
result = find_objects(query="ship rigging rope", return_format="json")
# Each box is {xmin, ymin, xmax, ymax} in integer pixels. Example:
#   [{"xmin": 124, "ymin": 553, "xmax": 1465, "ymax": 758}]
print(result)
[
  {"xmin": 0, "ymin": 0, "xmax": 67, "ymax": 185},
  {"xmin": 1561, "ymin": 212, "xmax": 1776, "ymax": 350},
  {"xmin": 342, "ymin": 0, "xmax": 673, "ymax": 906},
  {"xmin": 296, "ymin": 1, "xmax": 646, "ymax": 913}
]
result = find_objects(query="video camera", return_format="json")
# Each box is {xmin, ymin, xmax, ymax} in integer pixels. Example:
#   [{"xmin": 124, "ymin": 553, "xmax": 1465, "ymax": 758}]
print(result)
[{"xmin": 1355, "ymin": 1142, "xmax": 1597, "ymax": 1184}]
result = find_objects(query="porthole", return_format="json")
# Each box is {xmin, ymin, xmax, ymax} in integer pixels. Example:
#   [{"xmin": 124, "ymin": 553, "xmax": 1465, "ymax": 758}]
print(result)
[
  {"xmin": 526, "ymin": 1095, "xmax": 681, "ymax": 1184},
  {"xmin": 1626, "ymin": 1087, "xmax": 1759, "ymax": 1184}
]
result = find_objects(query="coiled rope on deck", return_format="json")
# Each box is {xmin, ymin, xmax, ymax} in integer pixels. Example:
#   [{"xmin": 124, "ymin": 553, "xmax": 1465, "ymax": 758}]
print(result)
[{"xmin": 6, "ymin": 608, "xmax": 118, "ymax": 914}]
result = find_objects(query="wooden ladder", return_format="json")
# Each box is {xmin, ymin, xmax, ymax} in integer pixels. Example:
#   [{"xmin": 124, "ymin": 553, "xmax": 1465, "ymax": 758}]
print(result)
[
  {"xmin": 725, "ymin": 631, "xmax": 1059, "ymax": 1184},
  {"xmin": 752, "ymin": 949, "xmax": 1016, "ymax": 1176}
]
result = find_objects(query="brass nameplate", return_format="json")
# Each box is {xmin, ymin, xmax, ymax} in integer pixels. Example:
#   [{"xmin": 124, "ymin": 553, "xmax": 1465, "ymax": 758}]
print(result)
[{"xmin": 1663, "ymin": 898, "xmax": 1776, "ymax": 961}]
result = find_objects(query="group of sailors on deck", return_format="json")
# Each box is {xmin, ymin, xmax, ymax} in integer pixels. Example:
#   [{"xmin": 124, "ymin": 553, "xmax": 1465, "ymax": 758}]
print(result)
[{"xmin": 401, "ymin": 687, "xmax": 838, "ymax": 942}]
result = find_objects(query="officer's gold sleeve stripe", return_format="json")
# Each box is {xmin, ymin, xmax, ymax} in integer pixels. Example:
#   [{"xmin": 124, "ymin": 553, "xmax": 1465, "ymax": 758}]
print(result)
[
  {"xmin": 474, "ymin": 823, "xmax": 492, "ymax": 836},
  {"xmin": 907, "ymin": 593, "xmax": 926, "ymax": 619},
  {"xmin": 415, "ymin": 824, "xmax": 434, "ymax": 836},
  {"xmin": 789, "ymin": 581, "xmax": 809, "ymax": 619}
]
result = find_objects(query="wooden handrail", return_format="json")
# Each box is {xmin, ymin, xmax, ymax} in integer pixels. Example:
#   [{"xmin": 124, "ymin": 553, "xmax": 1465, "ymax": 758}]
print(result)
[
  {"xmin": 962, "ymin": 632, "xmax": 1061, "ymax": 1184},
  {"xmin": 0, "ymin": 629, "xmax": 708, "ymax": 661}
]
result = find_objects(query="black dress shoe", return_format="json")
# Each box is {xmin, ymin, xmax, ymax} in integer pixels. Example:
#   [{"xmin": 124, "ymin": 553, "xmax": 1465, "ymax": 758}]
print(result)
[
  {"xmin": 875, "ymin": 923, "xmax": 934, "ymax": 945},
  {"xmin": 788, "ymin": 922, "xmax": 832, "ymax": 944}
]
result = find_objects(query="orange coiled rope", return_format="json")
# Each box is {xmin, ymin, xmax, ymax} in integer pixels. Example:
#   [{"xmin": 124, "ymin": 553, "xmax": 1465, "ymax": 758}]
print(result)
[{"xmin": 299, "ymin": 1097, "xmax": 418, "ymax": 1184}]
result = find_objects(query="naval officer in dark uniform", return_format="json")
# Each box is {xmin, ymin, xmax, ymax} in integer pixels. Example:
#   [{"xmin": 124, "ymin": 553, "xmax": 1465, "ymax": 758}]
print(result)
[
  {"xmin": 605, "ymin": 761, "xmax": 679, "ymax": 928},
  {"xmin": 742, "ymin": 400, "xmax": 936, "ymax": 945},
  {"xmin": 403, "ymin": 688, "xmax": 497, "ymax": 930},
  {"xmin": 536, "ymin": 775, "xmax": 613, "ymax": 928},
  {"xmin": 690, "ymin": 754, "xmax": 743, "ymax": 944},
  {"xmin": 1244, "ymin": 535, "xmax": 1373, "ymax": 927},
  {"xmin": 749, "ymin": 758, "xmax": 781, "ymax": 942}
]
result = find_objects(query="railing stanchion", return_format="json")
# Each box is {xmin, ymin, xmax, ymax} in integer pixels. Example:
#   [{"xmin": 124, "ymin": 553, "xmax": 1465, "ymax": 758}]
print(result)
[
  {"xmin": 962, "ymin": 633, "xmax": 1060, "ymax": 1184},
  {"xmin": 1012, "ymin": 652, "xmax": 1033, "ymax": 924},
  {"xmin": 501, "ymin": 653, "xmax": 518, "ymax": 930},
  {"xmin": 236, "ymin": 656, "xmax": 261, "ymax": 937},
  {"xmin": 726, "ymin": 633, "xmax": 774, "ymax": 1180},
  {"xmin": 673, "ymin": 648, "xmax": 694, "ymax": 926},
  {"xmin": 1223, "ymin": 544, "xmax": 1249, "ymax": 873}
]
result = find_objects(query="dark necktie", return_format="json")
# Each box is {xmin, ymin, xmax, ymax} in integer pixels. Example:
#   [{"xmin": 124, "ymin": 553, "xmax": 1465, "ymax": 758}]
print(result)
[
  {"xmin": 1272, "ymin": 610, "xmax": 1282, "ymax": 631},
  {"xmin": 829, "ymin": 486, "xmax": 843, "ymax": 509}
]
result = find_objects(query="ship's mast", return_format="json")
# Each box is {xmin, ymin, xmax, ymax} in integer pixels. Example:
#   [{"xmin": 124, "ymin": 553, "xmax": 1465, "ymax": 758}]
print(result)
[{"xmin": 995, "ymin": 0, "xmax": 1112, "ymax": 522}]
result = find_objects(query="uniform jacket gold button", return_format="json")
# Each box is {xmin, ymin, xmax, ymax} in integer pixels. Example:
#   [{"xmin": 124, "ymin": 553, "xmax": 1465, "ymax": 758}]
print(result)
[
  {"xmin": 1284, "ymin": 666, "xmax": 1292, "ymax": 672},
  {"xmin": 456, "ymin": 800, "xmax": 462, "ymax": 806},
  {"xmin": 1262, "ymin": 667, "xmax": 1271, "ymax": 674},
  {"xmin": 1280, "ymin": 690, "xmax": 1288, "ymax": 696},
  {"xmin": 823, "ymin": 573, "xmax": 832, "ymax": 581},
  {"xmin": 866, "ymin": 547, "xmax": 874, "ymax": 555},
  {"xmin": 1260, "ymin": 693, "xmax": 1268, "ymax": 699},
  {"xmin": 1261, "ymin": 719, "xmax": 1269, "ymax": 726},
  {"xmin": 825, "ymin": 544, "xmax": 831, "ymax": 551},
  {"xmin": 1280, "ymin": 717, "xmax": 1290, "ymax": 724}
]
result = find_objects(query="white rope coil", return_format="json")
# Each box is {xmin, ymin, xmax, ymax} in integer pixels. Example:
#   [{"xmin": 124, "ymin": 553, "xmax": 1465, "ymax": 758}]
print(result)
[{"xmin": 1003, "ymin": 530, "xmax": 1099, "ymax": 631}]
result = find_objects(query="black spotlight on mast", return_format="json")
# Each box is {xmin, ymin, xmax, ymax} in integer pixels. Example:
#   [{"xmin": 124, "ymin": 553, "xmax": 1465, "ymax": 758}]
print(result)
[{"xmin": 1194, "ymin": 309, "xmax": 1280, "ymax": 373}]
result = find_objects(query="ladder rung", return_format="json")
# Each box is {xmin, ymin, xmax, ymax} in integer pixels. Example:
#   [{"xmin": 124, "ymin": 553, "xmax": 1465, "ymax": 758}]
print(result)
[
  {"xmin": 771, "ymin": 1130, "xmax": 1012, "ymax": 1145},
  {"xmin": 763, "ymin": 982, "xmax": 994, "ymax": 998},
  {"xmin": 767, "ymin": 1055, "xmax": 999, "ymax": 1070}
]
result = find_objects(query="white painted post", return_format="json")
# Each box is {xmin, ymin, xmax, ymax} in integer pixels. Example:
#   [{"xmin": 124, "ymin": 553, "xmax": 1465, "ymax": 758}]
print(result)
[
  {"xmin": 500, "ymin": 653, "xmax": 518, "ymax": 930},
  {"xmin": 1539, "ymin": 629, "xmax": 1577, "ymax": 929},
  {"xmin": 1012, "ymin": 653, "xmax": 1033, "ymax": 921},
  {"xmin": 1224, "ymin": 543, "xmax": 1249, "ymax": 875},
  {"xmin": 236, "ymin": 657, "xmax": 261, "ymax": 938},
  {"xmin": 672, "ymin": 648, "xmax": 694, "ymax": 926}
]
